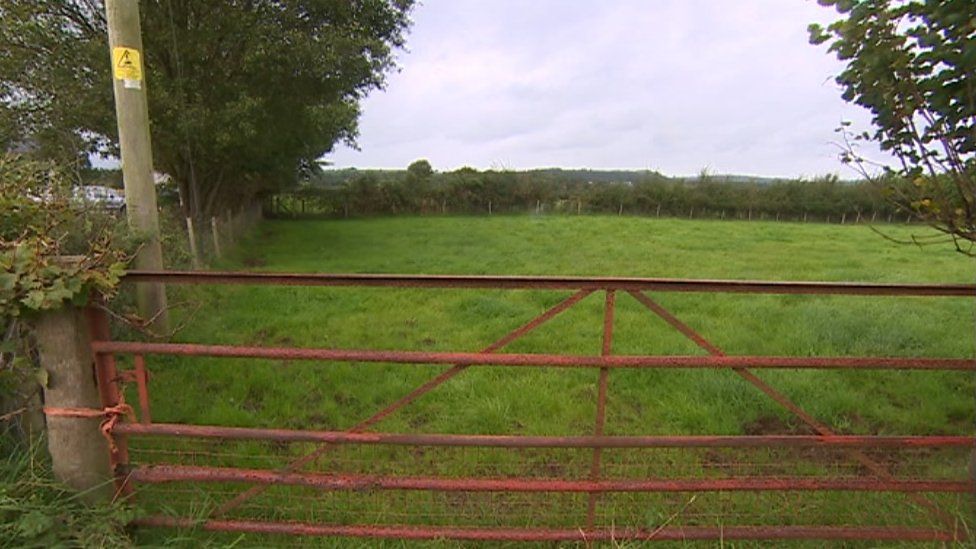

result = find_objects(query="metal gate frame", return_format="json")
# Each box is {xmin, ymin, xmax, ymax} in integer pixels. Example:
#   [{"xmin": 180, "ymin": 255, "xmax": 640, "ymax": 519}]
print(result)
[{"xmin": 87, "ymin": 271, "xmax": 976, "ymax": 542}]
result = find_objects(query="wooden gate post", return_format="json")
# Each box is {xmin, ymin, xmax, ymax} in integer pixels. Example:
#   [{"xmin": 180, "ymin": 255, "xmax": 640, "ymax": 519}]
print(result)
[{"xmin": 34, "ymin": 306, "xmax": 112, "ymax": 502}]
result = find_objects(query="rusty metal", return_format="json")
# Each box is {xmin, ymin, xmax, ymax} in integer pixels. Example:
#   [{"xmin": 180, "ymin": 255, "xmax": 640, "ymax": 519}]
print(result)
[
  {"xmin": 211, "ymin": 289, "xmax": 595, "ymax": 517},
  {"xmin": 130, "ymin": 516, "xmax": 960, "ymax": 542},
  {"xmin": 128, "ymin": 464, "xmax": 976, "ymax": 493},
  {"xmin": 586, "ymin": 290, "xmax": 615, "ymax": 528},
  {"xmin": 628, "ymin": 290, "xmax": 838, "ymax": 434},
  {"xmin": 626, "ymin": 290, "xmax": 964, "ymax": 532},
  {"xmin": 111, "ymin": 422, "xmax": 976, "ymax": 448},
  {"xmin": 93, "ymin": 272, "xmax": 975, "ymax": 542},
  {"xmin": 122, "ymin": 269, "xmax": 976, "ymax": 296},
  {"xmin": 84, "ymin": 305, "xmax": 132, "ymax": 498},
  {"xmin": 89, "ymin": 341, "xmax": 976, "ymax": 370}
]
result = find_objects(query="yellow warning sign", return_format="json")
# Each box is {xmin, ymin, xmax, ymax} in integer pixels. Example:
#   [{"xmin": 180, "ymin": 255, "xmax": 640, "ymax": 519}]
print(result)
[{"xmin": 112, "ymin": 47, "xmax": 142, "ymax": 81}]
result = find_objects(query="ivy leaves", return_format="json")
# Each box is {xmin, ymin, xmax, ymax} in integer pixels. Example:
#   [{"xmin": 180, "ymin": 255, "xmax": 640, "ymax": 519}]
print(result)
[{"xmin": 0, "ymin": 155, "xmax": 128, "ymax": 318}]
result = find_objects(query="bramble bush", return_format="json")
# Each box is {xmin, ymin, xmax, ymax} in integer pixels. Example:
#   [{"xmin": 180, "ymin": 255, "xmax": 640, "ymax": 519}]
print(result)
[
  {"xmin": 0, "ymin": 154, "xmax": 128, "ymax": 319},
  {"xmin": 1, "ymin": 154, "xmax": 131, "ymax": 430}
]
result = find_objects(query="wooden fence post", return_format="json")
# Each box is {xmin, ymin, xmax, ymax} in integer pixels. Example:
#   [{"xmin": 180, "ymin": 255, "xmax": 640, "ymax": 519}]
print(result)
[
  {"xmin": 577, "ymin": 198, "xmax": 582, "ymax": 215},
  {"xmin": 34, "ymin": 307, "xmax": 113, "ymax": 502}
]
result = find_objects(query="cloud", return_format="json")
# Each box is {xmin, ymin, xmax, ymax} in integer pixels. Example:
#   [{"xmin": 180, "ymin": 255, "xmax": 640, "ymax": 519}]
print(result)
[{"xmin": 326, "ymin": 0, "xmax": 890, "ymax": 178}]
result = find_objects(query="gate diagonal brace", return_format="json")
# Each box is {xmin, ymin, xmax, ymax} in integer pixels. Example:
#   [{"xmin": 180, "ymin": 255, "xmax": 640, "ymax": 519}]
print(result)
[
  {"xmin": 211, "ymin": 289, "xmax": 595, "ymax": 517},
  {"xmin": 626, "ymin": 290, "xmax": 966, "ymax": 536}
]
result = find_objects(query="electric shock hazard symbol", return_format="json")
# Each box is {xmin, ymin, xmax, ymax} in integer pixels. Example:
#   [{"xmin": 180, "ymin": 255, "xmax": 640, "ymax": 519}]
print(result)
[{"xmin": 112, "ymin": 47, "xmax": 142, "ymax": 84}]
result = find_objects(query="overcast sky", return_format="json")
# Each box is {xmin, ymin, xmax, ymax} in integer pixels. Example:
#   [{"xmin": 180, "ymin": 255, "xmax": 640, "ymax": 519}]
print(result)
[{"xmin": 325, "ymin": 0, "xmax": 890, "ymax": 178}]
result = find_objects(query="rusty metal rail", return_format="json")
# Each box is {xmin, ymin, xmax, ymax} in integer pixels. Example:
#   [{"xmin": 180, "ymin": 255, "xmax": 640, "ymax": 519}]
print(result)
[
  {"xmin": 127, "ymin": 464, "xmax": 975, "ymax": 493},
  {"xmin": 87, "ymin": 270, "xmax": 976, "ymax": 543},
  {"xmin": 125, "ymin": 269, "xmax": 976, "ymax": 295},
  {"xmin": 91, "ymin": 341, "xmax": 976, "ymax": 370},
  {"xmin": 112, "ymin": 422, "xmax": 976, "ymax": 448},
  {"xmin": 128, "ymin": 517, "xmax": 965, "ymax": 542}
]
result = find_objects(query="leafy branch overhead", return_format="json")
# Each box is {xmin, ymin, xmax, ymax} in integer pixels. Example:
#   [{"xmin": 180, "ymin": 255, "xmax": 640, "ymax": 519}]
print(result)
[
  {"xmin": 809, "ymin": 0, "xmax": 976, "ymax": 254},
  {"xmin": 0, "ymin": 1, "xmax": 414, "ymax": 221}
]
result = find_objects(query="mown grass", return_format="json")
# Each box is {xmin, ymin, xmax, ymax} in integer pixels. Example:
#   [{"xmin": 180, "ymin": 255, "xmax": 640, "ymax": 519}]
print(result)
[{"xmin": 128, "ymin": 215, "xmax": 975, "ymax": 546}]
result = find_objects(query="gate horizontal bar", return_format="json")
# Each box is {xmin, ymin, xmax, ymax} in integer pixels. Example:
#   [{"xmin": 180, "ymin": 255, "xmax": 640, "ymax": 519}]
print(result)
[
  {"xmin": 131, "ymin": 516, "xmax": 961, "ymax": 541},
  {"xmin": 91, "ymin": 341, "xmax": 976, "ymax": 370},
  {"xmin": 122, "ymin": 270, "xmax": 976, "ymax": 296},
  {"xmin": 112, "ymin": 423, "xmax": 976, "ymax": 448},
  {"xmin": 129, "ymin": 465, "xmax": 975, "ymax": 493}
]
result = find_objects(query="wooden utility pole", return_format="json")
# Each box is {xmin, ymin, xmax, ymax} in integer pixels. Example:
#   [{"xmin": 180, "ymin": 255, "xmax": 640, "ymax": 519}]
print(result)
[{"xmin": 106, "ymin": 0, "xmax": 168, "ymax": 331}]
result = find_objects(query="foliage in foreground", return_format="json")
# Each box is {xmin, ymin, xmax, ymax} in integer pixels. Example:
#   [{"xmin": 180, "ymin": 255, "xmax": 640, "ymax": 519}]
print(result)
[
  {"xmin": 810, "ymin": 0, "xmax": 976, "ymax": 254},
  {"xmin": 0, "ymin": 154, "xmax": 127, "ymax": 319},
  {"xmin": 0, "ymin": 431, "xmax": 134, "ymax": 548},
  {"xmin": 1, "ymin": 154, "xmax": 128, "ymax": 441}
]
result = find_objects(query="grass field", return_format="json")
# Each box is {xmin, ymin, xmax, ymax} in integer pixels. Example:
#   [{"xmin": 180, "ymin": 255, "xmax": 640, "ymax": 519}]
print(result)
[{"xmin": 127, "ymin": 216, "xmax": 975, "ymax": 546}]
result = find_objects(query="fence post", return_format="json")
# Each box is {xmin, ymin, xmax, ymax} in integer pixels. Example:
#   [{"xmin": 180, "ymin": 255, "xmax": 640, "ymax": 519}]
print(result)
[
  {"xmin": 211, "ymin": 216, "xmax": 222, "ymax": 259},
  {"xmin": 577, "ymin": 198, "xmax": 581, "ymax": 215},
  {"xmin": 488, "ymin": 200, "xmax": 492, "ymax": 215},
  {"xmin": 185, "ymin": 217, "xmax": 201, "ymax": 269},
  {"xmin": 34, "ymin": 306, "xmax": 113, "ymax": 502}
]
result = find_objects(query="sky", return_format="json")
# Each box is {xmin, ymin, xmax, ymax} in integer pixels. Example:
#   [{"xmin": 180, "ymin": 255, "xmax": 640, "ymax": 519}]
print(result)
[{"xmin": 325, "ymin": 0, "xmax": 891, "ymax": 178}]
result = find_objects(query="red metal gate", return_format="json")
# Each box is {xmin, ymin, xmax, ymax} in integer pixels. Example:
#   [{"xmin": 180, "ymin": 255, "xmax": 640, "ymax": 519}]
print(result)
[{"xmin": 86, "ymin": 271, "xmax": 975, "ymax": 543}]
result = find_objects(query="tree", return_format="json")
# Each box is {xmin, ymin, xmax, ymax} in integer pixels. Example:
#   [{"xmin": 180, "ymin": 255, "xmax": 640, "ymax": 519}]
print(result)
[
  {"xmin": 809, "ymin": 0, "xmax": 975, "ymax": 253},
  {"xmin": 0, "ymin": 1, "xmax": 414, "ymax": 220},
  {"xmin": 406, "ymin": 158, "xmax": 433, "ymax": 182}
]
